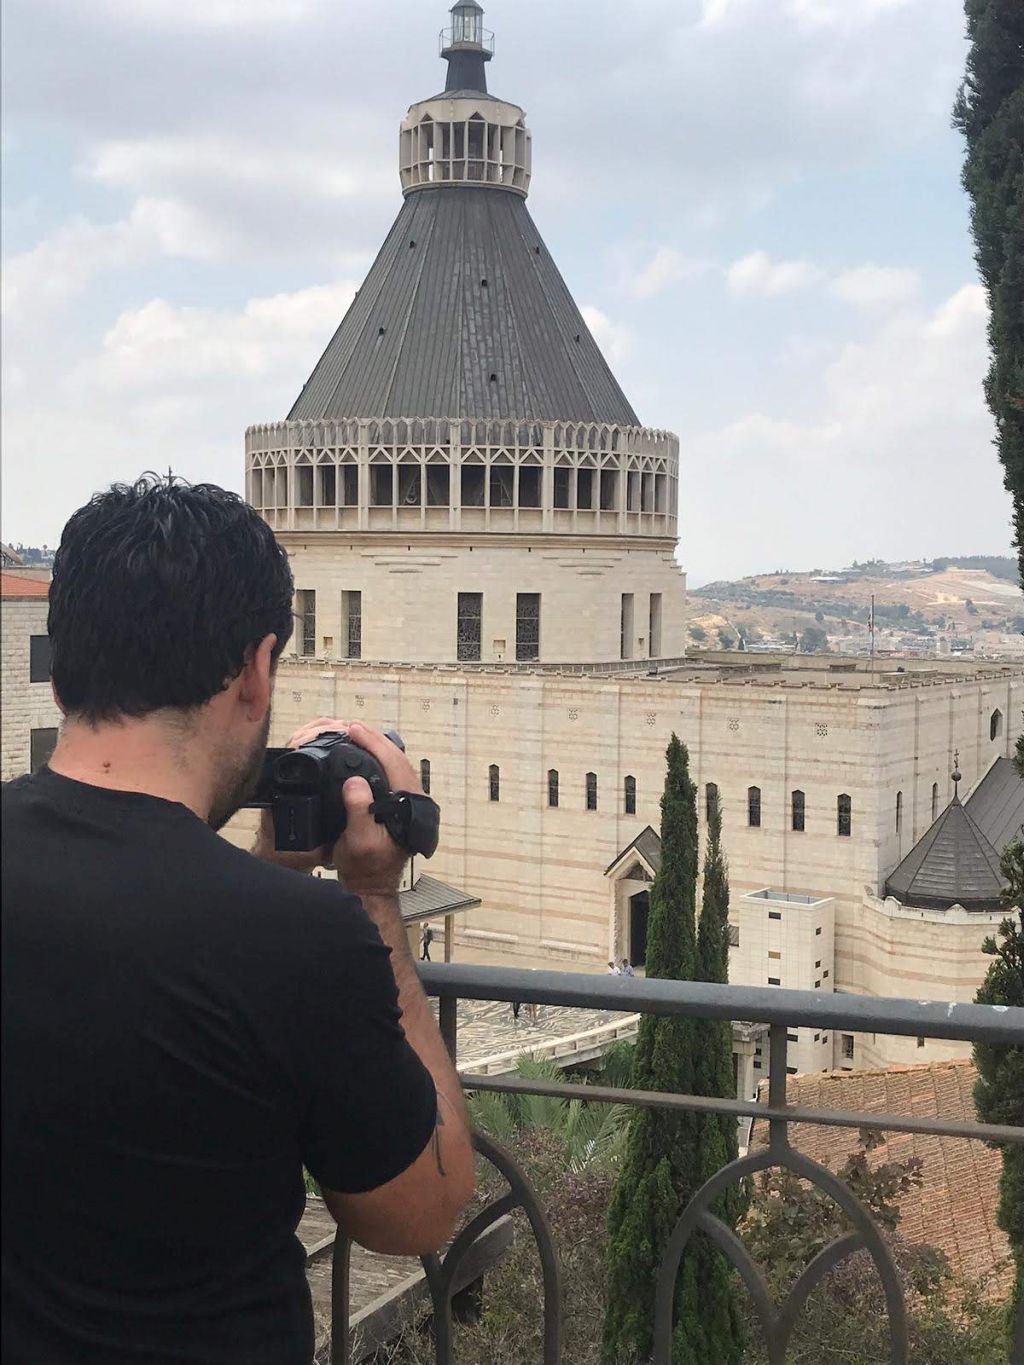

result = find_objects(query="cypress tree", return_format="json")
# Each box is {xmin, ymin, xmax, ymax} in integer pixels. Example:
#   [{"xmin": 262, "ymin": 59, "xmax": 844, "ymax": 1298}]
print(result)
[
  {"xmin": 953, "ymin": 1, "xmax": 1024, "ymax": 580},
  {"xmin": 603, "ymin": 737, "xmax": 743, "ymax": 1364},
  {"xmin": 974, "ymin": 856, "xmax": 1024, "ymax": 1341}
]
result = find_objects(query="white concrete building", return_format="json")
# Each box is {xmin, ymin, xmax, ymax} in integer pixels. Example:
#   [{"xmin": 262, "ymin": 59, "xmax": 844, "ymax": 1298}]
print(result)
[{"xmin": 1, "ymin": 574, "xmax": 60, "ymax": 781}]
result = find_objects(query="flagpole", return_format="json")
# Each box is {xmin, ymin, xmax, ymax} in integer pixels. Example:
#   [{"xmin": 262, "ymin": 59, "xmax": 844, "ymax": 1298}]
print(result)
[{"xmin": 870, "ymin": 594, "xmax": 875, "ymax": 675}]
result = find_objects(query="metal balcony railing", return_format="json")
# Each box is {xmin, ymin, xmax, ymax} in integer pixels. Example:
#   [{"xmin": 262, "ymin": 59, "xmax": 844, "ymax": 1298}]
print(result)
[{"xmin": 324, "ymin": 966, "xmax": 1024, "ymax": 1365}]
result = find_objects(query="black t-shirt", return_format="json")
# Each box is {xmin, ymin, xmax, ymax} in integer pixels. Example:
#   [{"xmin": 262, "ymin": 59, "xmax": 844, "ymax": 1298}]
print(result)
[{"xmin": 1, "ymin": 769, "xmax": 437, "ymax": 1364}]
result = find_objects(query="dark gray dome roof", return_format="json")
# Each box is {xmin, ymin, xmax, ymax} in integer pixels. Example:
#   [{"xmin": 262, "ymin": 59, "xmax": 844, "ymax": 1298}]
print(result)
[{"xmin": 289, "ymin": 186, "xmax": 640, "ymax": 426}]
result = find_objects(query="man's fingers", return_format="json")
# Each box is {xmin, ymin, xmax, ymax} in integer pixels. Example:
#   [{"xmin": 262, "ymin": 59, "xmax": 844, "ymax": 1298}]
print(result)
[
  {"xmin": 341, "ymin": 775, "xmax": 374, "ymax": 818},
  {"xmin": 286, "ymin": 718, "xmax": 351, "ymax": 750},
  {"xmin": 347, "ymin": 722, "xmax": 422, "ymax": 794}
]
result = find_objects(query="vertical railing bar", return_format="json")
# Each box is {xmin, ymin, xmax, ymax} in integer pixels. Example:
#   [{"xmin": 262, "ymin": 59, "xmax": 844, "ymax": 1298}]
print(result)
[
  {"xmin": 330, "ymin": 1235, "xmax": 352, "ymax": 1365},
  {"xmin": 768, "ymin": 1023, "xmax": 789, "ymax": 1155},
  {"xmin": 439, "ymin": 992, "xmax": 458, "ymax": 1062}
]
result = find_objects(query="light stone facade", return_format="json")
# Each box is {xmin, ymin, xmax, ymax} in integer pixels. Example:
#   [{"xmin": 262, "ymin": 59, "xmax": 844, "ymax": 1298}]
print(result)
[
  {"xmin": 1, "ymin": 597, "xmax": 61, "ymax": 781},
  {"xmin": 257, "ymin": 651, "xmax": 1022, "ymax": 1072}
]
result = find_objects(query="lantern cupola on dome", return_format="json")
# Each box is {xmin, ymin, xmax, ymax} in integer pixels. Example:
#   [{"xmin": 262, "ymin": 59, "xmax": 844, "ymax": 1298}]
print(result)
[{"xmin": 401, "ymin": 2, "xmax": 531, "ymax": 196}]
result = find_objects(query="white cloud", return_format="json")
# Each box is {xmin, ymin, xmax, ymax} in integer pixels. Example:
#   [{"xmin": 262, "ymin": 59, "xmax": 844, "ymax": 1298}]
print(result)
[
  {"xmin": 1, "ymin": 198, "xmax": 225, "ymax": 324},
  {"xmin": 829, "ymin": 265, "xmax": 921, "ymax": 310},
  {"xmin": 785, "ymin": 0, "xmax": 917, "ymax": 30},
  {"xmin": 628, "ymin": 248, "xmax": 702, "ymax": 300},
  {"xmin": 94, "ymin": 0, "xmax": 313, "ymax": 27},
  {"xmin": 75, "ymin": 281, "xmax": 356, "ymax": 394},
  {"xmin": 683, "ymin": 284, "xmax": 1009, "ymax": 581},
  {"xmin": 581, "ymin": 305, "xmax": 633, "ymax": 365},
  {"xmin": 727, "ymin": 250, "xmax": 824, "ymax": 297}
]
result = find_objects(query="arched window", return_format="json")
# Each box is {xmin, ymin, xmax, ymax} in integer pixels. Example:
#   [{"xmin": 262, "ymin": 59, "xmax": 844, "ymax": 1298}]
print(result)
[
  {"xmin": 586, "ymin": 772, "xmax": 598, "ymax": 811},
  {"xmin": 931, "ymin": 782, "xmax": 939, "ymax": 822},
  {"xmin": 548, "ymin": 769, "xmax": 559, "ymax": 808},
  {"xmin": 624, "ymin": 776, "xmax": 637, "ymax": 816},
  {"xmin": 748, "ymin": 786, "xmax": 761, "ymax": 829},
  {"xmin": 837, "ymin": 794, "xmax": 852, "ymax": 837},
  {"xmin": 895, "ymin": 791, "xmax": 903, "ymax": 834},
  {"xmin": 706, "ymin": 782, "xmax": 719, "ymax": 823},
  {"xmin": 489, "ymin": 765, "xmax": 500, "ymax": 803},
  {"xmin": 991, "ymin": 709, "xmax": 1004, "ymax": 742},
  {"xmin": 420, "ymin": 759, "xmax": 431, "ymax": 796},
  {"xmin": 792, "ymin": 790, "xmax": 806, "ymax": 833}
]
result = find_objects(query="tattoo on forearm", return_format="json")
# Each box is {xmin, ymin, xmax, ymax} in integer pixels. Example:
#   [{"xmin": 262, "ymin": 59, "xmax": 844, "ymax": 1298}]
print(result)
[{"xmin": 432, "ymin": 1098, "xmax": 449, "ymax": 1178}]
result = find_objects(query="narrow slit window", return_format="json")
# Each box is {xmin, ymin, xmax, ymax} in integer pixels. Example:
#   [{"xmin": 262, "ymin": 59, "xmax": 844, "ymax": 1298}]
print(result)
[
  {"xmin": 342, "ymin": 591, "xmax": 362, "ymax": 660},
  {"xmin": 489, "ymin": 765, "xmax": 500, "ymax": 802},
  {"xmin": 931, "ymin": 782, "xmax": 939, "ymax": 822},
  {"xmin": 576, "ymin": 468, "xmax": 593, "ymax": 510},
  {"xmin": 420, "ymin": 759, "xmax": 431, "ymax": 795},
  {"xmin": 548, "ymin": 769, "xmax": 559, "ymax": 808},
  {"xmin": 296, "ymin": 590, "xmax": 316, "ymax": 657},
  {"xmin": 620, "ymin": 594, "xmax": 635, "ymax": 661},
  {"xmin": 624, "ymin": 776, "xmax": 637, "ymax": 816},
  {"xmin": 585, "ymin": 772, "xmax": 598, "ymax": 811},
  {"xmin": 748, "ymin": 786, "xmax": 761, "ymax": 828},
  {"xmin": 837, "ymin": 794, "xmax": 852, "ymax": 837},
  {"xmin": 895, "ymin": 791, "xmax": 903, "ymax": 834},
  {"xmin": 792, "ymin": 789, "xmax": 805, "ymax": 832},
  {"xmin": 553, "ymin": 468, "xmax": 571, "ymax": 509}
]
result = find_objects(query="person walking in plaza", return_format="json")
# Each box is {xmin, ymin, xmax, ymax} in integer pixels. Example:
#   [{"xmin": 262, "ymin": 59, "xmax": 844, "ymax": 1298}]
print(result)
[
  {"xmin": 421, "ymin": 923, "xmax": 434, "ymax": 962},
  {"xmin": 620, "ymin": 958, "xmax": 635, "ymax": 977}
]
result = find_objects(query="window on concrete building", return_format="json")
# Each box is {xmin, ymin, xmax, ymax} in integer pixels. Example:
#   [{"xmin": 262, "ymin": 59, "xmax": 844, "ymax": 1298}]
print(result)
[
  {"xmin": 815, "ymin": 925, "xmax": 822, "ymax": 936},
  {"xmin": 548, "ymin": 769, "xmax": 559, "ymax": 808},
  {"xmin": 748, "ymin": 786, "xmax": 761, "ymax": 828},
  {"xmin": 489, "ymin": 765, "xmax": 500, "ymax": 802},
  {"xmin": 624, "ymin": 776, "xmax": 637, "ymax": 816},
  {"xmin": 576, "ymin": 469, "xmax": 593, "ymax": 510},
  {"xmin": 600, "ymin": 469, "xmax": 618, "ymax": 511},
  {"xmin": 297, "ymin": 465, "xmax": 314, "ymax": 507},
  {"xmin": 296, "ymin": 591, "xmax": 316, "ymax": 657},
  {"xmin": 340, "ymin": 465, "xmax": 359, "ymax": 506},
  {"xmin": 398, "ymin": 464, "xmax": 422, "ymax": 507},
  {"xmin": 370, "ymin": 464, "xmax": 394, "ymax": 506},
  {"xmin": 29, "ymin": 636, "xmax": 52, "ymax": 684},
  {"xmin": 916, "ymin": 1037, "xmax": 925, "ymax": 1048},
  {"xmin": 769, "ymin": 951, "xmax": 781, "ymax": 960},
  {"xmin": 791, "ymin": 789, "xmax": 805, "ymax": 832},
  {"xmin": 342, "ymin": 591, "xmax": 362, "ymax": 660},
  {"xmin": 823, "ymin": 969, "xmax": 829, "ymax": 978},
  {"xmin": 426, "ymin": 465, "xmax": 450, "ymax": 507},
  {"xmin": 490, "ymin": 463, "xmax": 514, "ymax": 508},
  {"xmin": 786, "ymin": 1066, "xmax": 798, "ymax": 1075},
  {"xmin": 458, "ymin": 593, "xmax": 483, "ymax": 662},
  {"xmin": 841, "ymin": 1034, "xmax": 855, "ymax": 1060},
  {"xmin": 319, "ymin": 464, "xmax": 336, "ymax": 507},
  {"xmin": 554, "ymin": 468, "xmax": 571, "ymax": 509},
  {"xmin": 516, "ymin": 593, "xmax": 541, "ymax": 662},
  {"xmin": 30, "ymin": 727, "xmax": 58, "ymax": 773},
  {"xmin": 462, "ymin": 466, "xmax": 485, "ymax": 507},
  {"xmin": 516, "ymin": 466, "xmax": 540, "ymax": 509},
  {"xmin": 837, "ymin": 794, "xmax": 852, "ymax": 837},
  {"xmin": 768, "ymin": 977, "xmax": 781, "ymax": 986},
  {"xmin": 420, "ymin": 759, "xmax": 431, "ymax": 796},
  {"xmin": 768, "ymin": 910, "xmax": 782, "ymax": 921},
  {"xmin": 728, "ymin": 924, "xmax": 739, "ymax": 947},
  {"xmin": 931, "ymin": 782, "xmax": 939, "ymax": 822},
  {"xmin": 706, "ymin": 782, "xmax": 719, "ymax": 823},
  {"xmin": 586, "ymin": 772, "xmax": 598, "ymax": 811},
  {"xmin": 649, "ymin": 594, "xmax": 663, "ymax": 658},
  {"xmin": 620, "ymin": 594, "xmax": 635, "ymax": 661},
  {"xmin": 991, "ymin": 709, "xmax": 1004, "ymax": 742},
  {"xmin": 627, "ymin": 471, "xmax": 640, "ymax": 512}
]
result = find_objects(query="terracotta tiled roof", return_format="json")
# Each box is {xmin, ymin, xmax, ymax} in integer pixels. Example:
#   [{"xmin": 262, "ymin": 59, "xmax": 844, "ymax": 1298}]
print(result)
[
  {"xmin": 754, "ymin": 1060, "xmax": 1012, "ymax": 1293},
  {"xmin": 0, "ymin": 573, "xmax": 50, "ymax": 600}
]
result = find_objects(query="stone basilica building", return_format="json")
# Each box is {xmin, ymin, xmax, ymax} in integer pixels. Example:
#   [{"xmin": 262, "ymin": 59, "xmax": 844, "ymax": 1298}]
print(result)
[{"xmin": 241, "ymin": 2, "xmax": 1024, "ymax": 1078}]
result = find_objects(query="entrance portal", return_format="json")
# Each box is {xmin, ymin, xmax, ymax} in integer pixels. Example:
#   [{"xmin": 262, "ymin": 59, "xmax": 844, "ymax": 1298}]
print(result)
[{"xmin": 629, "ymin": 891, "xmax": 649, "ymax": 969}]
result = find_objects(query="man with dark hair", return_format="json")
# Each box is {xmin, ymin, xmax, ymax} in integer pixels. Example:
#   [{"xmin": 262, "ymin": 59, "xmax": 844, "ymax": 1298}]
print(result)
[{"xmin": 1, "ymin": 477, "xmax": 474, "ymax": 1364}]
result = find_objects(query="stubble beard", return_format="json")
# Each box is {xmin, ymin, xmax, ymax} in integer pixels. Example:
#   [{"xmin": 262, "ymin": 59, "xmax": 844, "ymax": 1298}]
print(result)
[{"xmin": 207, "ymin": 710, "xmax": 272, "ymax": 832}]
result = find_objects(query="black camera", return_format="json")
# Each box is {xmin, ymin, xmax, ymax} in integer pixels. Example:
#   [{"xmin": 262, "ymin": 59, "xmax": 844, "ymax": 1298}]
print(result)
[{"xmin": 247, "ymin": 730, "xmax": 440, "ymax": 858}]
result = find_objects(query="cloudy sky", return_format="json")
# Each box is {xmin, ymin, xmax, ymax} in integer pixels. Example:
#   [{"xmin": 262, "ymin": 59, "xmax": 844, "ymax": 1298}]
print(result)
[{"xmin": 1, "ymin": 0, "xmax": 1012, "ymax": 584}]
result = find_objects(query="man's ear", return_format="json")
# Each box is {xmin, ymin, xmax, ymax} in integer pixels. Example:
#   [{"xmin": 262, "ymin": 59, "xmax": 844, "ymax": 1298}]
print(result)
[{"xmin": 238, "ymin": 635, "xmax": 278, "ymax": 720}]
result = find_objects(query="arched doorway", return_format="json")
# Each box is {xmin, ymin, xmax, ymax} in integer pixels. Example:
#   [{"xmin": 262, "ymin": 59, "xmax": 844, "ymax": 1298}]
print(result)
[{"xmin": 629, "ymin": 891, "xmax": 649, "ymax": 969}]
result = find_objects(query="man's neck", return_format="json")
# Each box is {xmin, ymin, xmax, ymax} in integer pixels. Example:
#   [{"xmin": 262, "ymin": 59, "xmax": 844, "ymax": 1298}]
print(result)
[{"xmin": 48, "ymin": 715, "xmax": 212, "ymax": 822}]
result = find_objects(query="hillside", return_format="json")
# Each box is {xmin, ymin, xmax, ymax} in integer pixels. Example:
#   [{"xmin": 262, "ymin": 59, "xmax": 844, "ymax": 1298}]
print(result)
[{"xmin": 690, "ymin": 558, "xmax": 1024, "ymax": 657}]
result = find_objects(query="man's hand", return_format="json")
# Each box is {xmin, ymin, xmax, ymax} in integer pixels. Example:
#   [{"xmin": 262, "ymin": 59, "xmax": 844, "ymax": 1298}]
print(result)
[
  {"xmin": 332, "ymin": 721, "xmax": 423, "ymax": 896},
  {"xmin": 250, "ymin": 716, "xmax": 346, "ymax": 874}
]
